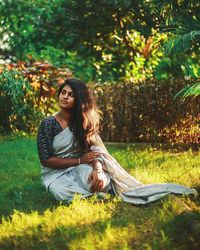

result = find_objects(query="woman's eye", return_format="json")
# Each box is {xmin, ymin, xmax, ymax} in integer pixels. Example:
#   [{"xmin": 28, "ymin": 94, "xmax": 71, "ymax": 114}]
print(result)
[{"xmin": 61, "ymin": 90, "xmax": 74, "ymax": 97}]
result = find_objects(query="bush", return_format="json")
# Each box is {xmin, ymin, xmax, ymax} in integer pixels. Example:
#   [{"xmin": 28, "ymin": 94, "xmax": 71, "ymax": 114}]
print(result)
[
  {"xmin": 89, "ymin": 79, "xmax": 199, "ymax": 144},
  {"xmin": 0, "ymin": 59, "xmax": 199, "ymax": 143},
  {"xmin": 0, "ymin": 68, "xmax": 42, "ymax": 134},
  {"xmin": 0, "ymin": 59, "xmax": 72, "ymax": 134}
]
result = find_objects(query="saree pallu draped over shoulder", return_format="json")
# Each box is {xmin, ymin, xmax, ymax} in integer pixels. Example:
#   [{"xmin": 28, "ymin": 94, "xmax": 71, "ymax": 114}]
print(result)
[
  {"xmin": 90, "ymin": 134, "xmax": 198, "ymax": 204},
  {"xmin": 41, "ymin": 127, "xmax": 112, "ymax": 202},
  {"xmin": 41, "ymin": 127, "xmax": 198, "ymax": 204}
]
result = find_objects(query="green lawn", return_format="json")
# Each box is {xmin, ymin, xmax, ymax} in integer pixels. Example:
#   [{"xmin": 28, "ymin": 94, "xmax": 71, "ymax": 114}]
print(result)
[{"xmin": 0, "ymin": 136, "xmax": 199, "ymax": 250}]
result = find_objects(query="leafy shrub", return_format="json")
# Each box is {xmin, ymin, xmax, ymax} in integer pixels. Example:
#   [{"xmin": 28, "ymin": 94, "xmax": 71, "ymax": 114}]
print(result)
[
  {"xmin": 89, "ymin": 79, "xmax": 199, "ymax": 144},
  {"xmin": 0, "ymin": 68, "xmax": 42, "ymax": 134},
  {"xmin": 0, "ymin": 59, "xmax": 198, "ymax": 143},
  {"xmin": 0, "ymin": 59, "xmax": 72, "ymax": 134}
]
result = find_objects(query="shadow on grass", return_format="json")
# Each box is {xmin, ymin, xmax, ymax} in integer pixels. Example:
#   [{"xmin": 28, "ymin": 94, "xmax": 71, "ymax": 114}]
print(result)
[
  {"xmin": 0, "ymin": 189, "xmax": 199, "ymax": 249},
  {"xmin": 0, "ymin": 195, "xmax": 162, "ymax": 250},
  {"xmin": 1, "ymin": 180, "xmax": 199, "ymax": 219},
  {"xmin": 0, "ymin": 214, "xmax": 140, "ymax": 250},
  {"xmin": 0, "ymin": 222, "xmax": 90, "ymax": 250},
  {"xmin": 0, "ymin": 194, "xmax": 141, "ymax": 249},
  {"xmin": 164, "ymin": 210, "xmax": 200, "ymax": 250},
  {"xmin": 0, "ymin": 182, "xmax": 58, "ymax": 222}
]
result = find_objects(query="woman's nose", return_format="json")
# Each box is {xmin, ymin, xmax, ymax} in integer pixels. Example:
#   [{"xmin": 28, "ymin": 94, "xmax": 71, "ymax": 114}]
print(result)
[{"xmin": 64, "ymin": 93, "xmax": 69, "ymax": 99}]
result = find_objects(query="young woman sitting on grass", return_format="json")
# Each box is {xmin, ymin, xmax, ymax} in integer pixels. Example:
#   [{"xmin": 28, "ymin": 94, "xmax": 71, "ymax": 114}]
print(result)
[{"xmin": 37, "ymin": 78, "xmax": 197, "ymax": 204}]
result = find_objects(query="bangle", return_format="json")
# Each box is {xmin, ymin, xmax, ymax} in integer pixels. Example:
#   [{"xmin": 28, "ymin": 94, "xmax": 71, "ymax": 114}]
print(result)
[
  {"xmin": 78, "ymin": 157, "xmax": 81, "ymax": 165},
  {"xmin": 93, "ymin": 167, "xmax": 103, "ymax": 172}
]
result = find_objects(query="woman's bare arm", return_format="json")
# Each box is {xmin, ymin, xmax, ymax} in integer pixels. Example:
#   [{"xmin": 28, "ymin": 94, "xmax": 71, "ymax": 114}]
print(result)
[
  {"xmin": 41, "ymin": 157, "xmax": 79, "ymax": 169},
  {"xmin": 41, "ymin": 151, "xmax": 102, "ymax": 169}
]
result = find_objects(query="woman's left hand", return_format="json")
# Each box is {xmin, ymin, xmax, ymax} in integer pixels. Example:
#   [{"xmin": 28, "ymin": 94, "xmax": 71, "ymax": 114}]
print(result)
[{"xmin": 87, "ymin": 169, "xmax": 104, "ymax": 192}]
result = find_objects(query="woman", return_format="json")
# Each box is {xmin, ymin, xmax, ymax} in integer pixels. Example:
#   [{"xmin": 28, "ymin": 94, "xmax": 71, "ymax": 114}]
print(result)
[{"xmin": 37, "ymin": 78, "xmax": 197, "ymax": 204}]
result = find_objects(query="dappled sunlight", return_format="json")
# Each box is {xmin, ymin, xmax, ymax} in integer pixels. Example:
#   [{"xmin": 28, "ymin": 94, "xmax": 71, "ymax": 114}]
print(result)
[
  {"xmin": 0, "ymin": 196, "xmax": 117, "ymax": 241},
  {"xmin": 1, "ymin": 194, "xmax": 198, "ymax": 249},
  {"xmin": 0, "ymin": 0, "xmax": 199, "ymax": 248},
  {"xmin": 0, "ymin": 137, "xmax": 199, "ymax": 249},
  {"xmin": 69, "ymin": 223, "xmax": 139, "ymax": 250}
]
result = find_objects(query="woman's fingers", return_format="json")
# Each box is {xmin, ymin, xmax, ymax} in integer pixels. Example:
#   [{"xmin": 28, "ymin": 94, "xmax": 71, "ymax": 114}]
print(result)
[
  {"xmin": 91, "ymin": 152, "xmax": 102, "ymax": 160},
  {"xmin": 81, "ymin": 151, "xmax": 102, "ymax": 164},
  {"xmin": 89, "ymin": 153, "xmax": 101, "ymax": 159},
  {"xmin": 86, "ymin": 152, "xmax": 102, "ymax": 163},
  {"xmin": 82, "ymin": 151, "xmax": 102, "ymax": 163},
  {"xmin": 87, "ymin": 172, "xmax": 92, "ymax": 184},
  {"xmin": 91, "ymin": 179, "xmax": 103, "ymax": 192},
  {"xmin": 90, "ymin": 151, "xmax": 102, "ymax": 156},
  {"xmin": 91, "ymin": 179, "xmax": 99, "ymax": 192},
  {"xmin": 88, "ymin": 168, "xmax": 105, "ymax": 192},
  {"xmin": 93, "ymin": 152, "xmax": 101, "ymax": 156},
  {"xmin": 96, "ymin": 181, "xmax": 104, "ymax": 192},
  {"xmin": 90, "ymin": 177, "xmax": 98, "ymax": 192}
]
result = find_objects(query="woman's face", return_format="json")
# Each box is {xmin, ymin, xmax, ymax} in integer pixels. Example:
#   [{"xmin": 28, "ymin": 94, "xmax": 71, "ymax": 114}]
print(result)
[{"xmin": 58, "ymin": 85, "xmax": 75, "ymax": 110}]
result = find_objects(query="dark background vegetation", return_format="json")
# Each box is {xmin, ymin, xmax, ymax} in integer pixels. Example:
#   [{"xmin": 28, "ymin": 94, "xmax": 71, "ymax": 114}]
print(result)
[
  {"xmin": 0, "ymin": 0, "xmax": 199, "ymax": 143},
  {"xmin": 0, "ymin": 3, "xmax": 199, "ymax": 249}
]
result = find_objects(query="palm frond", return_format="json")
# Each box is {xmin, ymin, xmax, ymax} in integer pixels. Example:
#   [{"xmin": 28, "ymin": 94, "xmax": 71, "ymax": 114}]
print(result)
[
  {"xmin": 174, "ymin": 82, "xmax": 200, "ymax": 101},
  {"xmin": 163, "ymin": 30, "xmax": 200, "ymax": 54}
]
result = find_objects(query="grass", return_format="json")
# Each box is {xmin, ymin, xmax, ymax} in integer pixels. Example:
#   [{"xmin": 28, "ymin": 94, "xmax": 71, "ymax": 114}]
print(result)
[{"xmin": 0, "ymin": 136, "xmax": 199, "ymax": 250}]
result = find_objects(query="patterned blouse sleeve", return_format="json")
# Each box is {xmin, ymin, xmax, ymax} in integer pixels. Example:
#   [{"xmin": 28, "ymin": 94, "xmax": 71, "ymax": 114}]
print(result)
[{"xmin": 37, "ymin": 118, "xmax": 54, "ymax": 163}]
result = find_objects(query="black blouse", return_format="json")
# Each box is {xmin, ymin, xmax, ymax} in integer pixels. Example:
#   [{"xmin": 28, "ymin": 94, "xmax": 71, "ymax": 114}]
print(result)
[{"xmin": 37, "ymin": 116, "xmax": 63, "ymax": 162}]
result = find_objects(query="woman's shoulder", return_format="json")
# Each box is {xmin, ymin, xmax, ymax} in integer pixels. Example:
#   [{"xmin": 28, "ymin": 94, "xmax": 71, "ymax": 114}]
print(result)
[
  {"xmin": 41, "ymin": 115, "xmax": 56, "ymax": 123},
  {"xmin": 39, "ymin": 115, "xmax": 58, "ymax": 130}
]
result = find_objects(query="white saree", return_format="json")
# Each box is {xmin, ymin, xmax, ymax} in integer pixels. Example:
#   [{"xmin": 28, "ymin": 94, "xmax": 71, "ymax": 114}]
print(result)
[{"xmin": 41, "ymin": 127, "xmax": 198, "ymax": 204}]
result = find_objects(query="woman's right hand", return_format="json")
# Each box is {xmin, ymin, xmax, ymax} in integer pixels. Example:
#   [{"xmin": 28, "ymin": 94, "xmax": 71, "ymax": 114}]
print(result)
[{"xmin": 80, "ymin": 151, "xmax": 102, "ymax": 164}]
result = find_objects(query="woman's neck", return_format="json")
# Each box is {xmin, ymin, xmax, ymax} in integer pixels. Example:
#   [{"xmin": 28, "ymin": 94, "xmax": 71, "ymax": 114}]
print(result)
[{"xmin": 58, "ymin": 109, "xmax": 72, "ymax": 122}]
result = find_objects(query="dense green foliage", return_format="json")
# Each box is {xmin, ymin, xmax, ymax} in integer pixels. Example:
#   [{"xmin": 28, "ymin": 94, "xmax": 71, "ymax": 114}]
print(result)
[
  {"xmin": 0, "ymin": 60, "xmax": 71, "ymax": 133},
  {"xmin": 0, "ymin": 2, "xmax": 199, "ymax": 248},
  {"xmin": 154, "ymin": 0, "xmax": 200, "ymax": 97},
  {"xmin": 0, "ymin": 62, "xmax": 199, "ymax": 143},
  {"xmin": 0, "ymin": 67, "xmax": 42, "ymax": 133},
  {"xmin": 0, "ymin": 1, "xmax": 199, "ymax": 140},
  {"xmin": 0, "ymin": 136, "xmax": 199, "ymax": 249},
  {"xmin": 0, "ymin": 0, "xmax": 162, "ymax": 81},
  {"xmin": 1, "ymin": 0, "xmax": 199, "ymax": 82}
]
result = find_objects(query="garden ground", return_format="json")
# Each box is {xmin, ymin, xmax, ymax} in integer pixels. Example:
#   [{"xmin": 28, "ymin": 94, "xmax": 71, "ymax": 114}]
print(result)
[{"xmin": 0, "ymin": 136, "xmax": 199, "ymax": 250}]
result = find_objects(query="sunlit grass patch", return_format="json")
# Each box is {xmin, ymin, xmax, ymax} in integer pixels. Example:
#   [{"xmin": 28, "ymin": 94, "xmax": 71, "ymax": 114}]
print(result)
[{"xmin": 0, "ymin": 136, "xmax": 199, "ymax": 249}]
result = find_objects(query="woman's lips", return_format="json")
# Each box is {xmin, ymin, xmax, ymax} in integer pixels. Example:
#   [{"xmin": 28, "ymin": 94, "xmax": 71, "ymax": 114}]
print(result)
[{"xmin": 62, "ymin": 101, "xmax": 69, "ymax": 104}]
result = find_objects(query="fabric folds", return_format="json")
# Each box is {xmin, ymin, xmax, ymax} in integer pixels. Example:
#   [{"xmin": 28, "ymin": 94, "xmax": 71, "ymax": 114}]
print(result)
[{"xmin": 40, "ymin": 126, "xmax": 198, "ymax": 204}]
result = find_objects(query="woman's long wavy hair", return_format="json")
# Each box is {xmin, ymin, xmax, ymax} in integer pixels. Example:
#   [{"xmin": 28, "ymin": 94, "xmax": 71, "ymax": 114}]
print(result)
[{"xmin": 58, "ymin": 78, "xmax": 100, "ymax": 149}]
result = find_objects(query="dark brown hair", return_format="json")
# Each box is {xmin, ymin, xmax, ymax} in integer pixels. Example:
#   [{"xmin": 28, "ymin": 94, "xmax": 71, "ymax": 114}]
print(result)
[{"xmin": 58, "ymin": 78, "xmax": 100, "ymax": 149}]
